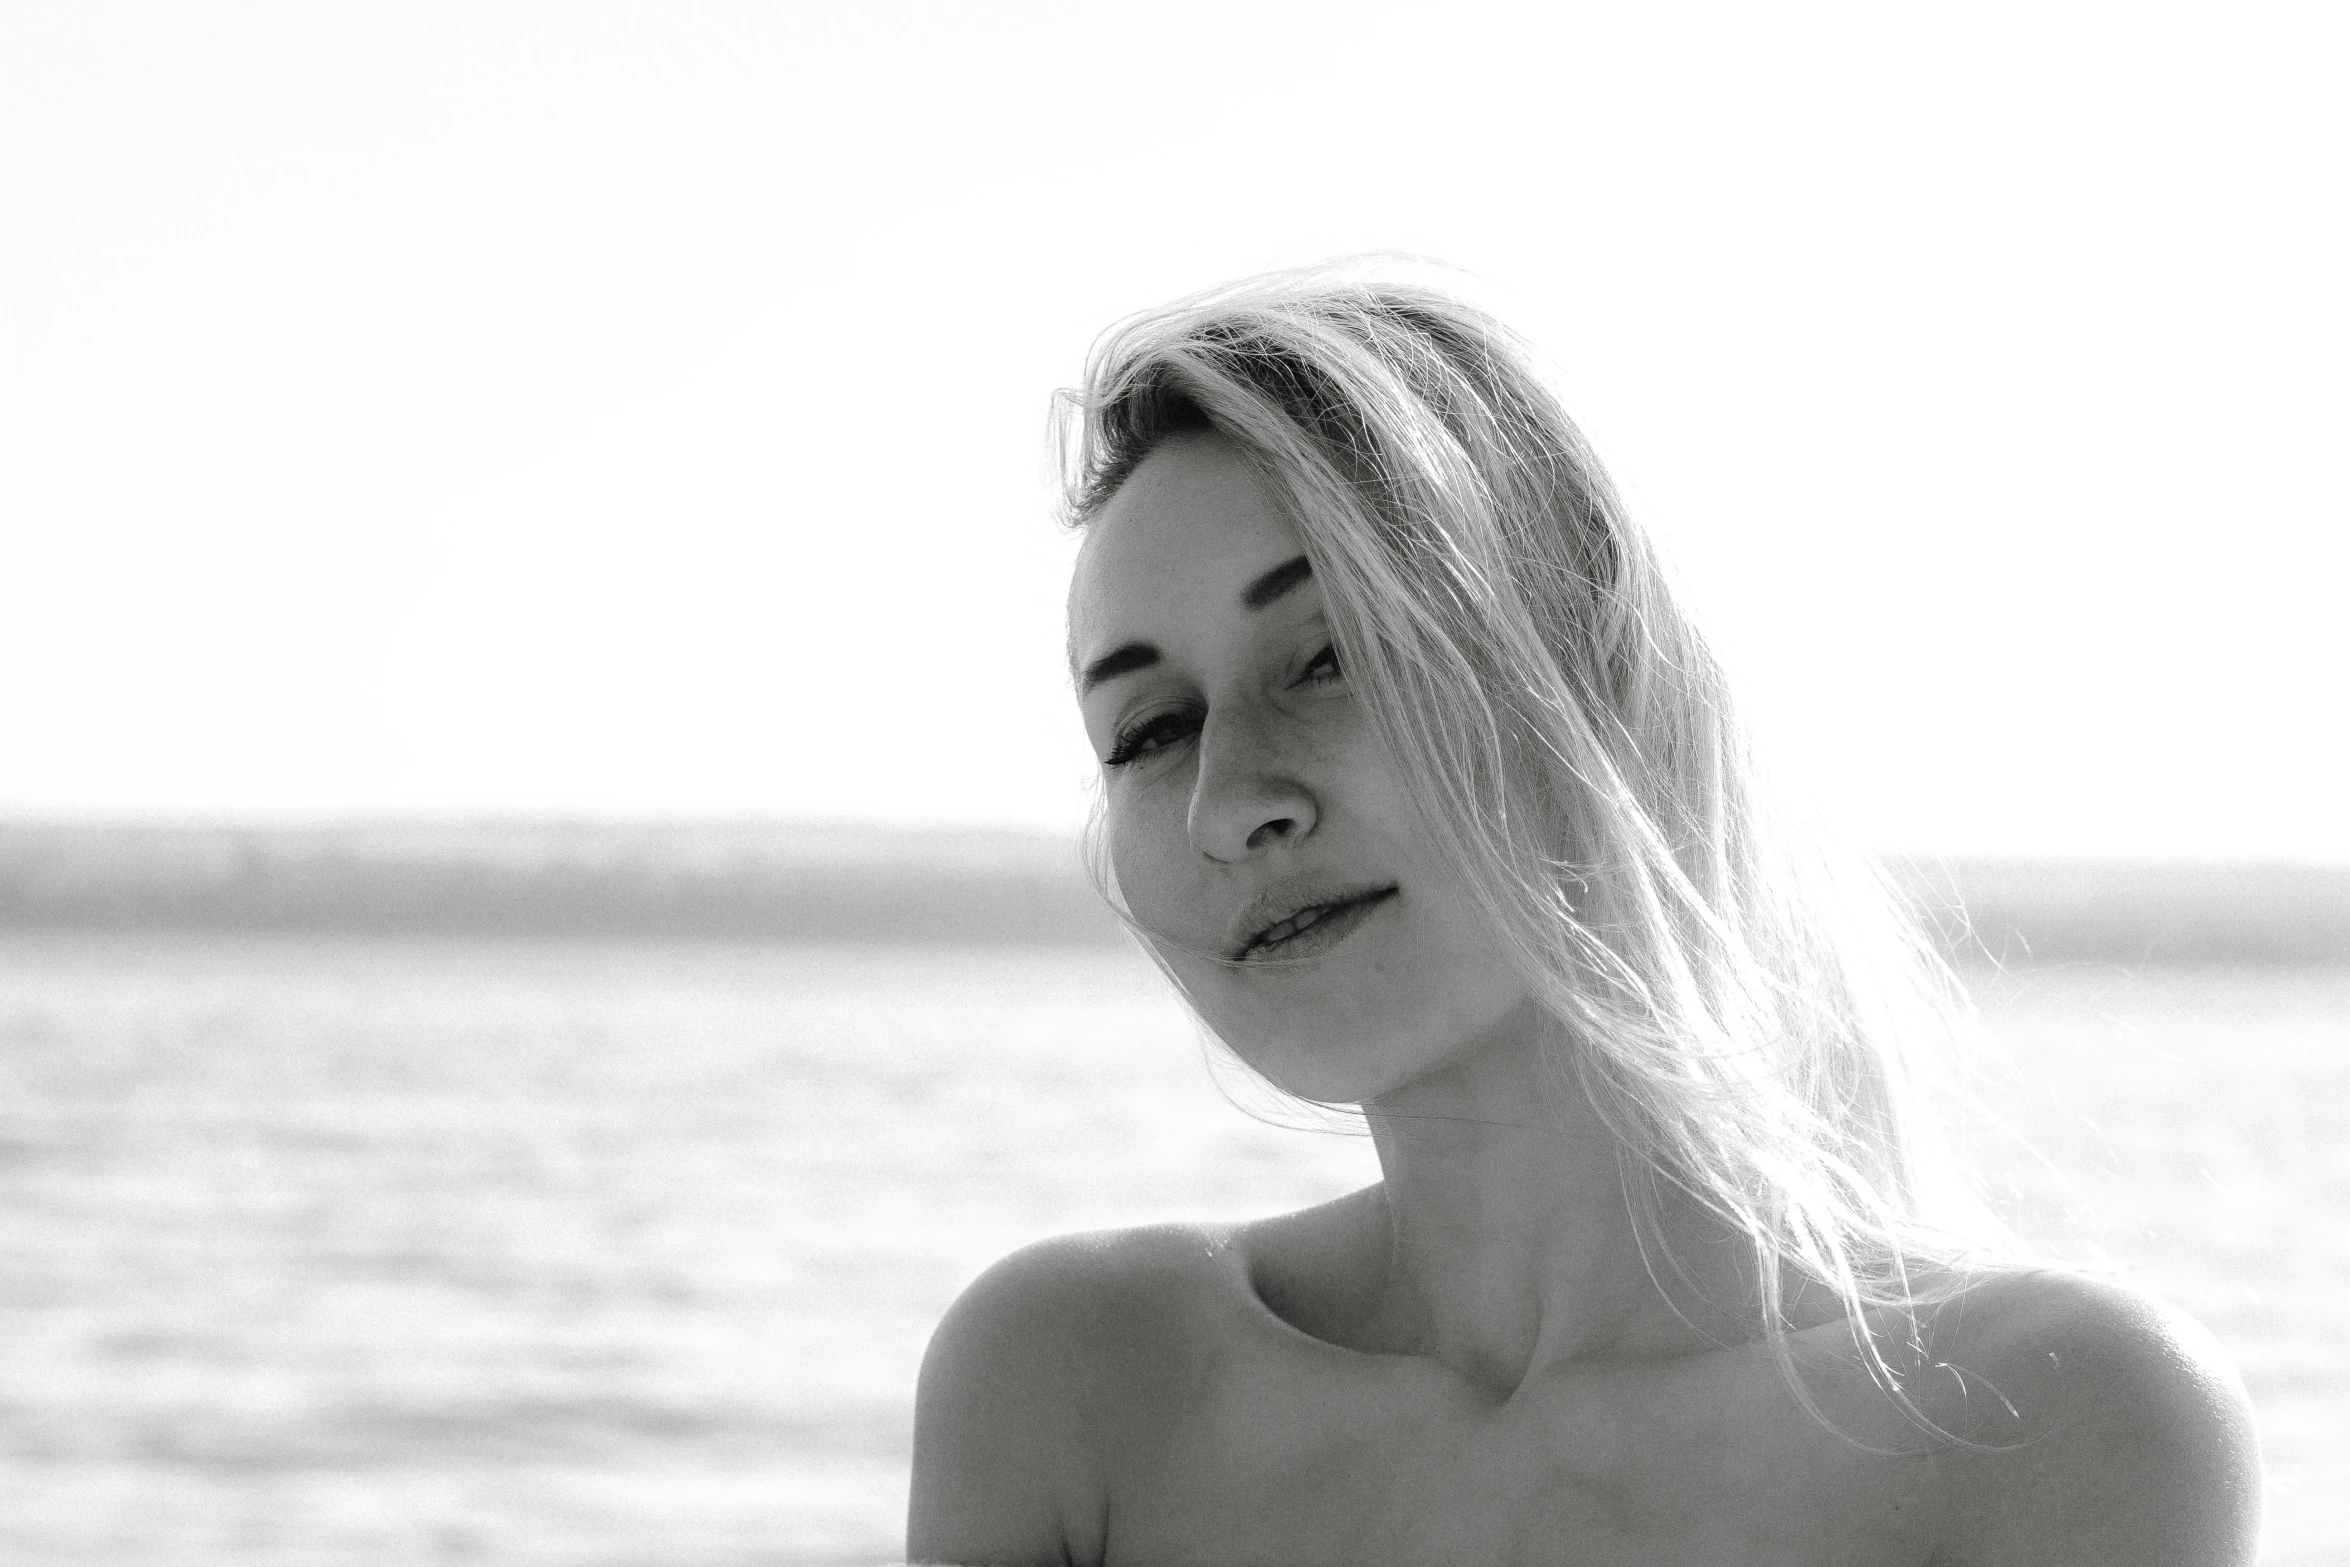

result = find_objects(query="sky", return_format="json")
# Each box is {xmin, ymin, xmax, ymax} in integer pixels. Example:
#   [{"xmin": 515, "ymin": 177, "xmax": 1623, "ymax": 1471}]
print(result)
[{"xmin": 3, "ymin": 0, "xmax": 2344, "ymax": 859}]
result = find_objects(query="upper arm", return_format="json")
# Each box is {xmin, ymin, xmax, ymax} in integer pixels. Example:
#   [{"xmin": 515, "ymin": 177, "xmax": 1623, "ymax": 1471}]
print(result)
[
  {"xmin": 908, "ymin": 1239, "xmax": 1097, "ymax": 1566},
  {"xmin": 910, "ymin": 1229, "xmax": 1197, "ymax": 1566},
  {"xmin": 1936, "ymin": 1272, "xmax": 2262, "ymax": 1567}
]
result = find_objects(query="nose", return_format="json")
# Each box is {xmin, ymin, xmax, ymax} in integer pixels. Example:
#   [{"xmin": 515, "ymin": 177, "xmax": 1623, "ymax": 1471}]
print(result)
[{"xmin": 1186, "ymin": 701, "xmax": 1319, "ymax": 862}]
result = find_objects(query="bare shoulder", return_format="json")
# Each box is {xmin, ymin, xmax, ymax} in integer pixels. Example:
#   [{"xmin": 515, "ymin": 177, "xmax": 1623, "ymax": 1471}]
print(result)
[
  {"xmin": 1929, "ymin": 1268, "xmax": 2262, "ymax": 1566},
  {"xmin": 907, "ymin": 1223, "xmax": 1234, "ymax": 1566}
]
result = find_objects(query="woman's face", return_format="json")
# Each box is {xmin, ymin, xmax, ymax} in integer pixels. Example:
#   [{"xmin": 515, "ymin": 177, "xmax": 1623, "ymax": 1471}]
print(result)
[{"xmin": 1069, "ymin": 434, "xmax": 1540, "ymax": 1103}]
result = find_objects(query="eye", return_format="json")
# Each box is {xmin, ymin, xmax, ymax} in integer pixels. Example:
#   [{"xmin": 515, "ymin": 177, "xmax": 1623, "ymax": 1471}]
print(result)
[
  {"xmin": 1104, "ymin": 706, "xmax": 1203, "ymax": 768},
  {"xmin": 1298, "ymin": 643, "xmax": 1343, "ymax": 687}
]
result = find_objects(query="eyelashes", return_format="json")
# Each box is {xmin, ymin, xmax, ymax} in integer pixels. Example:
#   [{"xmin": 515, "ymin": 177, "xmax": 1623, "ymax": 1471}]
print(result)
[
  {"xmin": 1102, "ymin": 644, "xmax": 1344, "ymax": 769},
  {"xmin": 1104, "ymin": 706, "xmax": 1203, "ymax": 767}
]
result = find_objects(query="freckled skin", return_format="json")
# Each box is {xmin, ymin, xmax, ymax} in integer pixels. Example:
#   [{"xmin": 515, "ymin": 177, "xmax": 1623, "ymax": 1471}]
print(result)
[{"xmin": 909, "ymin": 435, "xmax": 2263, "ymax": 1567}]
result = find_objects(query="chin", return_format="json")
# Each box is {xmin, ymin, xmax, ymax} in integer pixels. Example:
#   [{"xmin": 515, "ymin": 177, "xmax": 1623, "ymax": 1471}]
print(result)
[
  {"xmin": 1195, "ymin": 990, "xmax": 1435, "ymax": 1106},
  {"xmin": 1198, "ymin": 961, "xmax": 1549, "ymax": 1106}
]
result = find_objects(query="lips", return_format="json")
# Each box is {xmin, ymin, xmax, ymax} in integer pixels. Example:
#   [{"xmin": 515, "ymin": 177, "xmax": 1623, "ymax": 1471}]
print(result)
[{"xmin": 1229, "ymin": 884, "xmax": 1399, "ymax": 962}]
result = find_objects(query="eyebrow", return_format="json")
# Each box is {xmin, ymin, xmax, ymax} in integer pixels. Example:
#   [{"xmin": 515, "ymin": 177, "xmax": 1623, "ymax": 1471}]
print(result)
[
  {"xmin": 1242, "ymin": 553, "xmax": 1314, "ymax": 610},
  {"xmin": 1079, "ymin": 554, "xmax": 1317, "ymax": 695},
  {"xmin": 1079, "ymin": 642, "xmax": 1160, "ymax": 694}
]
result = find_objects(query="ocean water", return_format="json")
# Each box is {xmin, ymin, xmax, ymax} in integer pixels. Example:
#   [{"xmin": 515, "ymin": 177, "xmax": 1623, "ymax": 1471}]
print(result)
[{"xmin": 0, "ymin": 934, "xmax": 2342, "ymax": 1566}]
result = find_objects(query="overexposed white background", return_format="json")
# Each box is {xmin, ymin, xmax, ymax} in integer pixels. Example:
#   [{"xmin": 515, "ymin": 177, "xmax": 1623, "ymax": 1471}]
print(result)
[{"xmin": 6, "ymin": 0, "xmax": 2344, "ymax": 858}]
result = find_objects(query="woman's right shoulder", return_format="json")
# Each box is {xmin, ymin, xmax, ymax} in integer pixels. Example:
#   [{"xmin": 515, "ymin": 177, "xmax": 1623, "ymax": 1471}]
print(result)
[
  {"xmin": 907, "ymin": 1225, "xmax": 1234, "ymax": 1565},
  {"xmin": 923, "ymin": 1223, "xmax": 1236, "ymax": 1388}
]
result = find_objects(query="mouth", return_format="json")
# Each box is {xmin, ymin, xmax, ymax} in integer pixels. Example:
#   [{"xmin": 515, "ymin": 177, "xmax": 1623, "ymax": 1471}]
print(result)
[{"xmin": 1231, "ymin": 885, "xmax": 1399, "ymax": 963}]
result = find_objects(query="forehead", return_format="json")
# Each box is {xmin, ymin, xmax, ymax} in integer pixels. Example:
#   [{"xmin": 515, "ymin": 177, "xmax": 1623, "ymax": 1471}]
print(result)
[{"xmin": 1068, "ymin": 435, "xmax": 1304, "ymax": 652}]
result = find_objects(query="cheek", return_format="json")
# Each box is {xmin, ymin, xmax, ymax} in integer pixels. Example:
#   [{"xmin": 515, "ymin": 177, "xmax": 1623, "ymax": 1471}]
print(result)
[{"xmin": 1104, "ymin": 784, "xmax": 1209, "ymax": 948}]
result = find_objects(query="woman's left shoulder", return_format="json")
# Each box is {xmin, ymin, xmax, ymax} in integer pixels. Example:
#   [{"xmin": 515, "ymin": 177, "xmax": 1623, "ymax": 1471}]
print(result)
[{"xmin": 1925, "ymin": 1267, "xmax": 2262, "ymax": 1566}]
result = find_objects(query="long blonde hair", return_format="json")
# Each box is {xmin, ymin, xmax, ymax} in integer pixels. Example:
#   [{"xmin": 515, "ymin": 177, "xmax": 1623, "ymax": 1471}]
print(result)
[{"xmin": 1058, "ymin": 262, "xmax": 2010, "ymax": 1434}]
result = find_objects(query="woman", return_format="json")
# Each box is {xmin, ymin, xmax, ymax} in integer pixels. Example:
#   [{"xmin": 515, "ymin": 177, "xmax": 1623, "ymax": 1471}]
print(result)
[{"xmin": 908, "ymin": 266, "xmax": 2259, "ymax": 1565}]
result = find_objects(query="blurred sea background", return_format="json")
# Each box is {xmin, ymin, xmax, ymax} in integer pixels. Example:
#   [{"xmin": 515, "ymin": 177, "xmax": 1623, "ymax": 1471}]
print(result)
[{"xmin": 2, "ymin": 820, "xmax": 2345, "ymax": 1567}]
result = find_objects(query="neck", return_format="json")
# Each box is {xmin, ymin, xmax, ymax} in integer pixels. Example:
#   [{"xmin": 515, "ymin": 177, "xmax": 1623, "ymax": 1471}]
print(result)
[{"xmin": 1349, "ymin": 1009, "xmax": 1756, "ymax": 1396}]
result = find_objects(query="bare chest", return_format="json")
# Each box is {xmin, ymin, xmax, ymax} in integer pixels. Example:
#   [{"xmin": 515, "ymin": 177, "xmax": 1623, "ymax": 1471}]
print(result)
[{"xmin": 1091, "ymin": 1342, "xmax": 1946, "ymax": 1567}]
